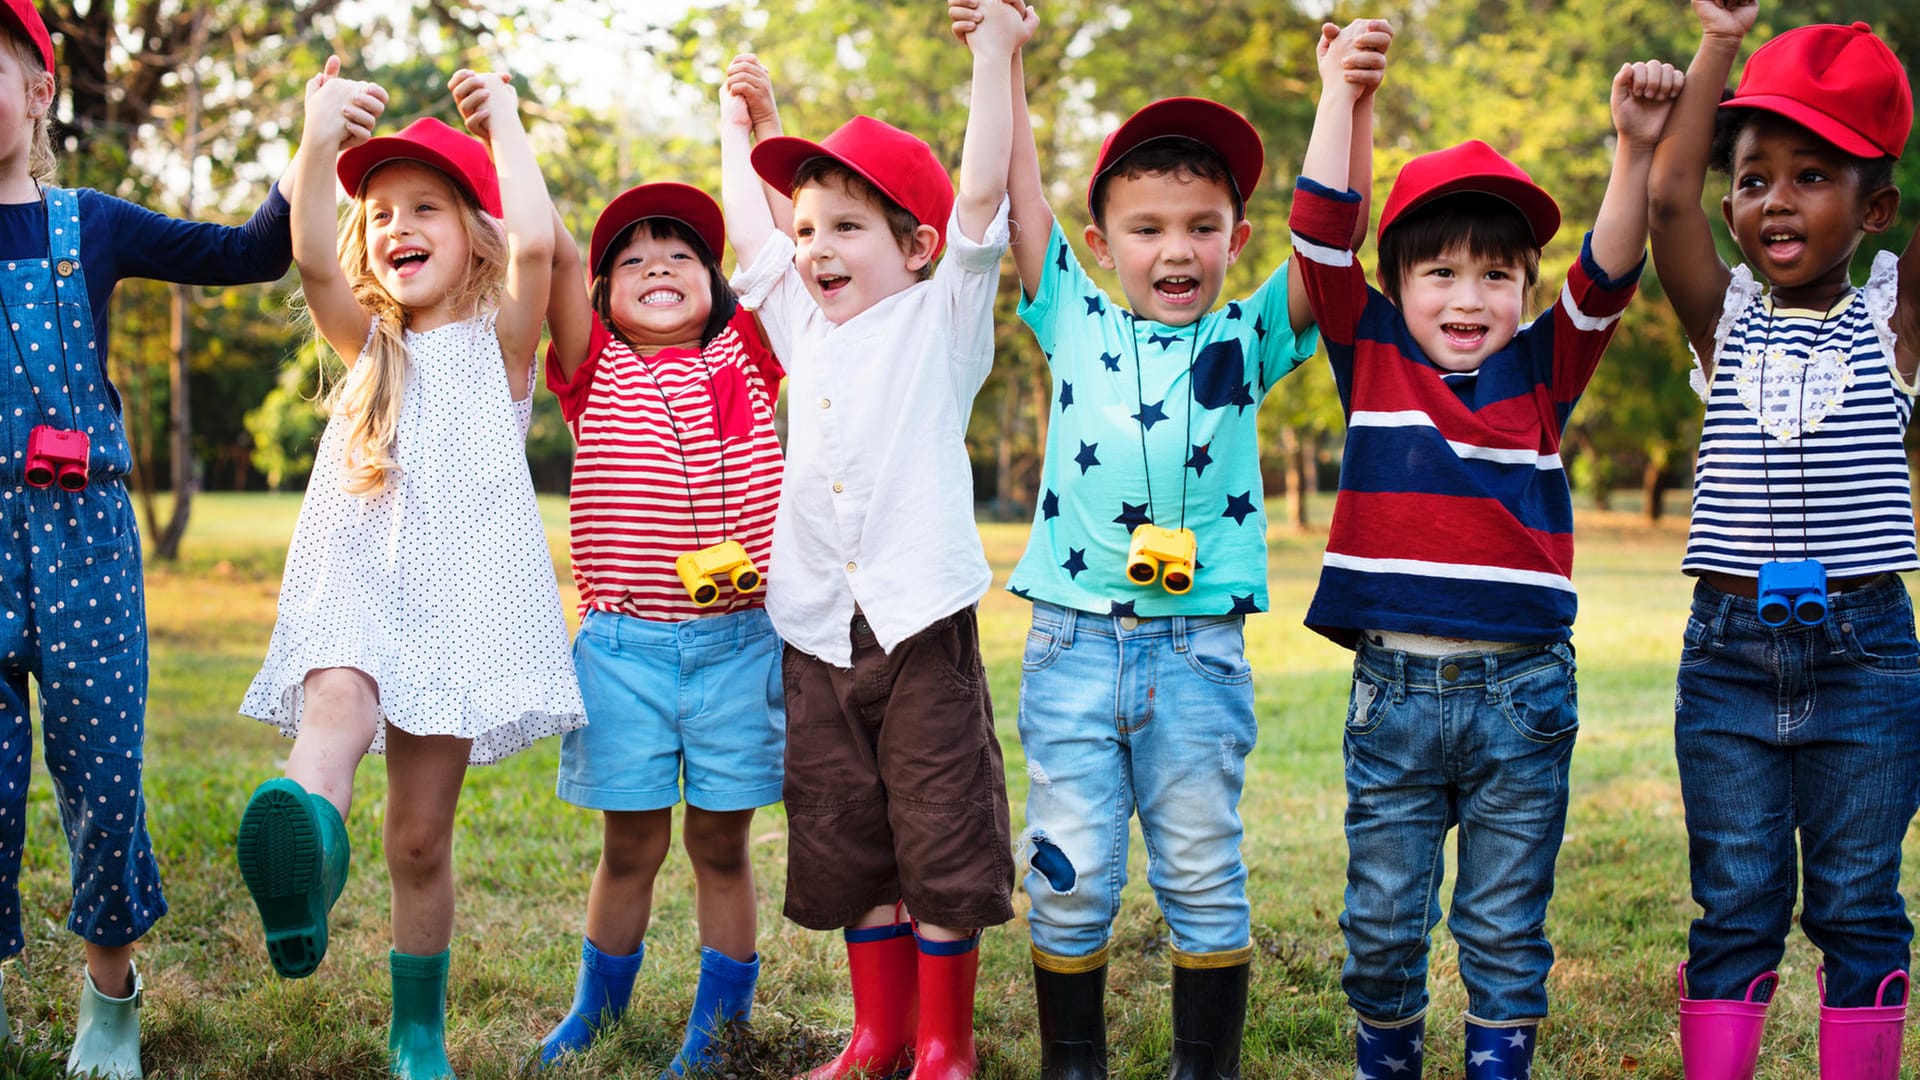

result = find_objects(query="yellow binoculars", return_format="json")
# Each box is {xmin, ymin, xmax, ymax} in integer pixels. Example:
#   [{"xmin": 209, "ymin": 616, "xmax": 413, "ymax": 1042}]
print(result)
[
  {"xmin": 1126, "ymin": 524, "xmax": 1197, "ymax": 595},
  {"xmin": 674, "ymin": 541, "xmax": 762, "ymax": 607}
]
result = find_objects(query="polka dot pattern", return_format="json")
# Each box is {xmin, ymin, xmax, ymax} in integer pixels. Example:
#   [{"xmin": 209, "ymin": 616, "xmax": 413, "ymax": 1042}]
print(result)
[{"xmin": 241, "ymin": 313, "xmax": 586, "ymax": 765}]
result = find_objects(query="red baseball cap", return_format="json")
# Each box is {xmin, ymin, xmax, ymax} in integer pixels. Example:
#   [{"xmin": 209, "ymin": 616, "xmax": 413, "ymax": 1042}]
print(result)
[
  {"xmin": 0, "ymin": 0, "xmax": 54, "ymax": 73},
  {"xmin": 590, "ymin": 183, "xmax": 725, "ymax": 276},
  {"xmin": 337, "ymin": 117, "xmax": 503, "ymax": 218},
  {"xmin": 1378, "ymin": 140, "xmax": 1560, "ymax": 248},
  {"xmin": 751, "ymin": 115, "xmax": 956, "ymax": 261},
  {"xmin": 1727, "ymin": 22, "xmax": 1912, "ymax": 161},
  {"xmin": 1086, "ymin": 97, "xmax": 1263, "ymax": 220}
]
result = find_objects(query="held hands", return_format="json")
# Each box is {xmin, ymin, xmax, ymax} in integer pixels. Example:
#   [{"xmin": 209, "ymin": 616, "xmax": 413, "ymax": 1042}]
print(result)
[
  {"xmin": 721, "ymin": 54, "xmax": 780, "ymax": 134},
  {"xmin": 450, "ymin": 69, "xmax": 520, "ymax": 142},
  {"xmin": 304, "ymin": 55, "xmax": 388, "ymax": 152},
  {"xmin": 1317, "ymin": 18, "xmax": 1394, "ymax": 102},
  {"xmin": 1693, "ymin": 0, "xmax": 1758, "ymax": 41},
  {"xmin": 949, "ymin": 0, "xmax": 1037, "ymax": 54},
  {"xmin": 1612, "ymin": 60, "xmax": 1685, "ymax": 149}
]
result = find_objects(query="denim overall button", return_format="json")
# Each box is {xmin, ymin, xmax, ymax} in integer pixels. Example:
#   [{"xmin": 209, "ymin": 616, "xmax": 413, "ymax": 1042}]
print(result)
[
  {"xmin": 1119, "ymin": 616, "xmax": 1139, "ymax": 631},
  {"xmin": 1441, "ymin": 663, "xmax": 1460, "ymax": 680}
]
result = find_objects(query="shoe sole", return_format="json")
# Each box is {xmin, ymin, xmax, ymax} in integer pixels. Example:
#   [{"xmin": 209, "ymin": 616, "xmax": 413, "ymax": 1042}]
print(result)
[{"xmin": 235, "ymin": 779, "xmax": 328, "ymax": 979}]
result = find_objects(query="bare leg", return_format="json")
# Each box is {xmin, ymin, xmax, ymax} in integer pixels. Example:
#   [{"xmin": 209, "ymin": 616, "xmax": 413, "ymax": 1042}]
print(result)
[
  {"xmin": 682, "ymin": 806, "xmax": 758, "ymax": 961},
  {"xmin": 581, "ymin": 809, "xmax": 672, "ymax": 957},
  {"xmin": 82, "ymin": 942, "xmax": 134, "ymax": 998},
  {"xmin": 382, "ymin": 725, "xmax": 470, "ymax": 956},
  {"xmin": 286, "ymin": 667, "xmax": 381, "ymax": 818}
]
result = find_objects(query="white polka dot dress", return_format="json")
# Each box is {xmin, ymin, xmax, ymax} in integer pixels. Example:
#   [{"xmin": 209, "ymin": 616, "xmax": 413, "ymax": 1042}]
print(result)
[{"xmin": 242, "ymin": 313, "xmax": 585, "ymax": 764}]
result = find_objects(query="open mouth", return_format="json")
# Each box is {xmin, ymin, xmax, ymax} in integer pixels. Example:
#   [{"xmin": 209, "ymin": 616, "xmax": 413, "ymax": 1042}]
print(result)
[
  {"xmin": 1155, "ymin": 275, "xmax": 1200, "ymax": 304},
  {"xmin": 639, "ymin": 288, "xmax": 685, "ymax": 307},
  {"xmin": 1441, "ymin": 322, "xmax": 1488, "ymax": 351},
  {"xmin": 389, "ymin": 248, "xmax": 429, "ymax": 277},
  {"xmin": 1762, "ymin": 229, "xmax": 1805, "ymax": 262},
  {"xmin": 816, "ymin": 274, "xmax": 850, "ymax": 296}
]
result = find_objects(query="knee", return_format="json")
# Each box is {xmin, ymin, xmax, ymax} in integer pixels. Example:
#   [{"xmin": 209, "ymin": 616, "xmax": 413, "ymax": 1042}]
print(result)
[
  {"xmin": 599, "ymin": 819, "xmax": 671, "ymax": 881},
  {"xmin": 303, "ymin": 668, "xmax": 377, "ymax": 716},
  {"xmin": 681, "ymin": 813, "xmax": 752, "ymax": 879},
  {"xmin": 385, "ymin": 819, "xmax": 453, "ymax": 883}
]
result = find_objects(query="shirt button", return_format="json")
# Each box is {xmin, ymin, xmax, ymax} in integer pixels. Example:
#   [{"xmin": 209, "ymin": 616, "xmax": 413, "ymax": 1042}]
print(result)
[
  {"xmin": 1119, "ymin": 616, "xmax": 1139, "ymax": 631},
  {"xmin": 819, "ymin": 397, "xmax": 831, "ymax": 409},
  {"xmin": 832, "ymin": 482, "xmax": 844, "ymax": 493},
  {"xmin": 846, "ymin": 561, "xmax": 857, "ymax": 573},
  {"xmin": 1441, "ymin": 663, "xmax": 1460, "ymax": 681}
]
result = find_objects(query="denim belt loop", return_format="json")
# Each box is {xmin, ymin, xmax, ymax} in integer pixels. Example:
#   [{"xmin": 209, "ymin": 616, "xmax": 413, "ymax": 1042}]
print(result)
[
  {"xmin": 1483, "ymin": 650, "xmax": 1501, "ymax": 704},
  {"xmin": 596, "ymin": 610, "xmax": 621, "ymax": 655},
  {"xmin": 1711, "ymin": 591, "xmax": 1735, "ymax": 647},
  {"xmin": 1058, "ymin": 604, "xmax": 1077, "ymax": 649},
  {"xmin": 1390, "ymin": 650, "xmax": 1407, "ymax": 704},
  {"xmin": 1822, "ymin": 609, "xmax": 1847, "ymax": 655},
  {"xmin": 1171, "ymin": 615, "xmax": 1190, "ymax": 654}
]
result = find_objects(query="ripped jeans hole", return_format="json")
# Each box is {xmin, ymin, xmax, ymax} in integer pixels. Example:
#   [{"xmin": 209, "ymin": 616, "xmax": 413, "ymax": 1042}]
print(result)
[{"xmin": 1029, "ymin": 836, "xmax": 1076, "ymax": 893}]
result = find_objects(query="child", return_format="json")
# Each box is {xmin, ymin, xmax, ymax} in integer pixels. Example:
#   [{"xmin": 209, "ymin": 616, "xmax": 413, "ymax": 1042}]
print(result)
[
  {"xmin": 953, "ymin": 0, "xmax": 1377, "ymax": 1071},
  {"xmin": 529, "ymin": 175, "xmax": 785, "ymax": 1074},
  {"xmin": 715, "ymin": 0, "xmax": 1029, "ymax": 1073},
  {"xmin": 1290, "ymin": 20, "xmax": 1680, "ymax": 1080},
  {"xmin": 1648, "ymin": 4, "xmax": 1919, "ymax": 1076},
  {"xmin": 0, "ymin": 0, "xmax": 319, "ymax": 1072},
  {"xmin": 235, "ymin": 65, "xmax": 583, "ymax": 1078}
]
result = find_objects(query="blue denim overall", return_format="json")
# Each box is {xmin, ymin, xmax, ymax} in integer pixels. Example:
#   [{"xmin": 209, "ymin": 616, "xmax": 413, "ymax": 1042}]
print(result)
[{"xmin": 0, "ymin": 186, "xmax": 164, "ymax": 957}]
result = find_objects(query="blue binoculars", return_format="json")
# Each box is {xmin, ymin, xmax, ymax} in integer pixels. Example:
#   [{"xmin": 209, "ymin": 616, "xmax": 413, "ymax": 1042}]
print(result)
[{"xmin": 1756, "ymin": 558, "xmax": 1828, "ymax": 627}]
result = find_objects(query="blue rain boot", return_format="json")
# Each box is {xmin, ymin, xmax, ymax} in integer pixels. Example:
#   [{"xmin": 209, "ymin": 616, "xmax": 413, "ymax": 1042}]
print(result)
[
  {"xmin": 535, "ymin": 938, "xmax": 644, "ymax": 1067},
  {"xmin": 389, "ymin": 949, "xmax": 454, "ymax": 1080},
  {"xmin": 1355, "ymin": 1012, "xmax": 1424, "ymax": 1080},
  {"xmin": 65, "ymin": 963, "xmax": 142, "ymax": 1079},
  {"xmin": 1465, "ymin": 1018, "xmax": 1535, "ymax": 1079},
  {"xmin": 665, "ymin": 948, "xmax": 759, "ymax": 1077},
  {"xmin": 236, "ymin": 777, "xmax": 351, "ymax": 979}
]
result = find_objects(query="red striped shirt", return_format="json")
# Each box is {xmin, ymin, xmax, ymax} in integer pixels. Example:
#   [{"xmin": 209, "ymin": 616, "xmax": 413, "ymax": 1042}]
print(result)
[{"xmin": 548, "ymin": 307, "xmax": 784, "ymax": 622}]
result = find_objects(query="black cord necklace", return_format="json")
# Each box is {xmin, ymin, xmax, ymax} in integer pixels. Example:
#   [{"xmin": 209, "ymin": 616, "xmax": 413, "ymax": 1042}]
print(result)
[
  {"xmin": 633, "ymin": 342, "xmax": 733, "ymax": 549},
  {"xmin": 1754, "ymin": 291, "xmax": 1849, "ymax": 562},
  {"xmin": 1128, "ymin": 321, "xmax": 1198, "ymax": 531}
]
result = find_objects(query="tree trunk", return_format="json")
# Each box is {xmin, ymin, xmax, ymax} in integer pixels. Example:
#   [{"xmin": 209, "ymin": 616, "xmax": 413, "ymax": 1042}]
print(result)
[
  {"xmin": 1290, "ymin": 428, "xmax": 1316, "ymax": 529},
  {"xmin": 993, "ymin": 384, "xmax": 1014, "ymax": 521},
  {"xmin": 150, "ymin": 7, "xmax": 208, "ymax": 561},
  {"xmin": 1643, "ymin": 455, "xmax": 1670, "ymax": 524}
]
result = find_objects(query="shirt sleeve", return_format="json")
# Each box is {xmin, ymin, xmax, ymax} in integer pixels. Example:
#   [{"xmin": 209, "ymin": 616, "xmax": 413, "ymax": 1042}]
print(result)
[
  {"xmin": 1539, "ymin": 231, "xmax": 1642, "ymax": 412},
  {"xmin": 727, "ymin": 230, "xmax": 809, "ymax": 366},
  {"xmin": 82, "ymin": 185, "xmax": 293, "ymax": 290},
  {"xmin": 1240, "ymin": 258, "xmax": 1321, "ymax": 396},
  {"xmin": 938, "ymin": 195, "xmax": 1011, "ymax": 389},
  {"xmin": 1286, "ymin": 177, "xmax": 1368, "ymax": 350},
  {"xmin": 1015, "ymin": 221, "xmax": 1097, "ymax": 371},
  {"xmin": 545, "ymin": 313, "xmax": 611, "ymax": 426},
  {"xmin": 728, "ymin": 304, "xmax": 784, "ymax": 396}
]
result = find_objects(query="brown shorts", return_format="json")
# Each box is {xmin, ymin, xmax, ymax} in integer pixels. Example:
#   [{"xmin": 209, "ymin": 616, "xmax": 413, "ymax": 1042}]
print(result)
[{"xmin": 780, "ymin": 606, "xmax": 1015, "ymax": 931}]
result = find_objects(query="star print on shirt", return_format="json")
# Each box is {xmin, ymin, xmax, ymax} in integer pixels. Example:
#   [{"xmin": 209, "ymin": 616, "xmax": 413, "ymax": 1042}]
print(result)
[
  {"xmin": 1042, "ymin": 489, "xmax": 1059, "ymax": 520},
  {"xmin": 1132, "ymin": 398, "xmax": 1168, "ymax": 430},
  {"xmin": 1084, "ymin": 295, "xmax": 1105, "ymax": 316},
  {"xmin": 1226, "ymin": 301, "xmax": 1242, "ymax": 320},
  {"xmin": 1192, "ymin": 340, "xmax": 1255, "ymax": 413},
  {"xmin": 1056, "ymin": 243, "xmax": 1071, "ymax": 272},
  {"xmin": 1186, "ymin": 443, "xmax": 1213, "ymax": 476},
  {"xmin": 1074, "ymin": 441, "xmax": 1101, "ymax": 474},
  {"xmin": 1061, "ymin": 548, "xmax": 1088, "ymax": 579},
  {"xmin": 1229, "ymin": 594, "xmax": 1260, "ymax": 615},
  {"xmin": 1009, "ymin": 586, "xmax": 1033, "ymax": 600},
  {"xmin": 1100, "ymin": 351, "xmax": 1122, "ymax": 372},
  {"xmin": 1253, "ymin": 315, "xmax": 1268, "ymax": 340},
  {"xmin": 1223, "ymin": 491, "xmax": 1256, "ymax": 525},
  {"xmin": 1109, "ymin": 600, "xmax": 1137, "ymax": 618},
  {"xmin": 1148, "ymin": 330, "xmax": 1180, "ymax": 349},
  {"xmin": 1114, "ymin": 502, "xmax": 1151, "ymax": 531},
  {"xmin": 1059, "ymin": 381, "xmax": 1074, "ymax": 411}
]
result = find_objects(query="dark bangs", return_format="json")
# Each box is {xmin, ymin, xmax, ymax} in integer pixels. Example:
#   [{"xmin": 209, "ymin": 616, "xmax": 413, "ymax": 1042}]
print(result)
[
  {"xmin": 1378, "ymin": 192, "xmax": 1541, "ymax": 307},
  {"xmin": 590, "ymin": 216, "xmax": 737, "ymax": 349}
]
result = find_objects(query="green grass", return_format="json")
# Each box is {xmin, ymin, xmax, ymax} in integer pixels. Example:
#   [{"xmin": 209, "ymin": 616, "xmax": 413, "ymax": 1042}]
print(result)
[{"xmin": 2, "ymin": 493, "xmax": 1910, "ymax": 1077}]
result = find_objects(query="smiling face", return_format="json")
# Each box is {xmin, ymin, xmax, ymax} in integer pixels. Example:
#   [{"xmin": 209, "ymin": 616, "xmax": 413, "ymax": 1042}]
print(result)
[
  {"xmin": 1085, "ymin": 169, "xmax": 1250, "ymax": 327},
  {"xmin": 1395, "ymin": 242, "xmax": 1529, "ymax": 373},
  {"xmin": 790, "ymin": 174, "xmax": 935, "ymax": 324},
  {"xmin": 601, "ymin": 221, "xmax": 715, "ymax": 354},
  {"xmin": 361, "ymin": 161, "xmax": 475, "ymax": 329},
  {"xmin": 1720, "ymin": 112, "xmax": 1893, "ymax": 309}
]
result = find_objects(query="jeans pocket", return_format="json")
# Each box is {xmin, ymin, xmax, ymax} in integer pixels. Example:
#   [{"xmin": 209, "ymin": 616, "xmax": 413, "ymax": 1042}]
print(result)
[
  {"xmin": 1180, "ymin": 620, "xmax": 1251, "ymax": 686},
  {"xmin": 1346, "ymin": 669, "xmax": 1387, "ymax": 736},
  {"xmin": 1839, "ymin": 606, "xmax": 1920, "ymax": 676},
  {"xmin": 1679, "ymin": 614, "xmax": 1714, "ymax": 670},
  {"xmin": 1023, "ymin": 624, "xmax": 1064, "ymax": 672},
  {"xmin": 1497, "ymin": 656, "xmax": 1580, "ymax": 743}
]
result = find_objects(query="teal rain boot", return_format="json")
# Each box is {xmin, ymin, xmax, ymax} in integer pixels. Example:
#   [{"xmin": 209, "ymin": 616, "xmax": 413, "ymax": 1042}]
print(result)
[
  {"xmin": 389, "ymin": 949, "xmax": 455, "ymax": 1080},
  {"xmin": 65, "ymin": 963, "xmax": 142, "ymax": 1080},
  {"xmin": 236, "ymin": 777, "xmax": 351, "ymax": 979},
  {"xmin": 666, "ymin": 948, "xmax": 759, "ymax": 1077}
]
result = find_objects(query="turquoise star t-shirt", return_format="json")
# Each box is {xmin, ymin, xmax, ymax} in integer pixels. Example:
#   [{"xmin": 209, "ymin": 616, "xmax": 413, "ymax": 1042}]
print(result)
[{"xmin": 1006, "ymin": 223, "xmax": 1319, "ymax": 617}]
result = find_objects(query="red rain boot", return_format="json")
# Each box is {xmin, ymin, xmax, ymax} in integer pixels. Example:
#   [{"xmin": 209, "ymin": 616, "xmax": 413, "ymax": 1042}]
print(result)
[
  {"xmin": 805, "ymin": 922, "xmax": 918, "ymax": 1080},
  {"xmin": 907, "ymin": 931, "xmax": 980, "ymax": 1080}
]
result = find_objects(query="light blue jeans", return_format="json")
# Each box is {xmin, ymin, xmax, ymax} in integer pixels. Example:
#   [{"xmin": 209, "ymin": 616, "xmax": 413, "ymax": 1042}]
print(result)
[
  {"xmin": 1340, "ymin": 639, "xmax": 1579, "ymax": 1025},
  {"xmin": 1015, "ymin": 601, "xmax": 1257, "ymax": 959}
]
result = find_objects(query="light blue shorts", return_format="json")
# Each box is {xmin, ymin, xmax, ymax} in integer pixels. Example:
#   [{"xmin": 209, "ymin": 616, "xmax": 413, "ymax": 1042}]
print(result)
[{"xmin": 559, "ymin": 607, "xmax": 786, "ymax": 812}]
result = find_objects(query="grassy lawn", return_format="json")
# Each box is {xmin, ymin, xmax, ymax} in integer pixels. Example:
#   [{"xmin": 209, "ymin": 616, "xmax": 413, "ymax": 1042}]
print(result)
[{"xmin": 3, "ymin": 492, "xmax": 1909, "ymax": 1077}]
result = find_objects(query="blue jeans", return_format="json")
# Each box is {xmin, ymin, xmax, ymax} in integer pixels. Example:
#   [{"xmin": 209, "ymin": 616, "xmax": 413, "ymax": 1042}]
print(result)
[
  {"xmin": 1341, "ymin": 639, "xmax": 1579, "ymax": 1024},
  {"xmin": 1016, "ymin": 601, "xmax": 1257, "ymax": 959},
  {"xmin": 1676, "ymin": 576, "xmax": 1920, "ymax": 1008}
]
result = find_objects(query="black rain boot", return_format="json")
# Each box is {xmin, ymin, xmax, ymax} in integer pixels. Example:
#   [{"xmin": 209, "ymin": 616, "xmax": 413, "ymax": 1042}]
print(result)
[
  {"xmin": 1033, "ymin": 948, "xmax": 1108, "ymax": 1079},
  {"xmin": 1168, "ymin": 950, "xmax": 1250, "ymax": 1080}
]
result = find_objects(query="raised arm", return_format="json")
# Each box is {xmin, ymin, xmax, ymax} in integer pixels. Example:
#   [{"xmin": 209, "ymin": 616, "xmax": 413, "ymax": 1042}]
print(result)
[
  {"xmin": 293, "ymin": 57, "xmax": 387, "ymax": 362},
  {"xmin": 1895, "ymin": 184, "xmax": 1920, "ymax": 384},
  {"xmin": 1290, "ymin": 18, "xmax": 1392, "ymax": 333},
  {"xmin": 451, "ymin": 70, "xmax": 555, "ymax": 396},
  {"xmin": 720, "ymin": 54, "xmax": 789, "ymax": 269},
  {"xmin": 953, "ymin": 0, "xmax": 1034, "ymax": 244},
  {"xmin": 1591, "ymin": 61, "xmax": 1685, "ymax": 279},
  {"xmin": 545, "ymin": 207, "xmax": 593, "ymax": 383},
  {"xmin": 1649, "ymin": 0, "xmax": 1755, "ymax": 361},
  {"xmin": 954, "ymin": 0, "xmax": 1052, "ymax": 298}
]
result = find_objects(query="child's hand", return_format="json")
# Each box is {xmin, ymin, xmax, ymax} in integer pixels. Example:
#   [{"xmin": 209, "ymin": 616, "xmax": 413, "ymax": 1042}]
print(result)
[
  {"xmin": 1317, "ymin": 18, "xmax": 1393, "ymax": 100},
  {"xmin": 949, "ymin": 0, "xmax": 1030, "ymax": 44},
  {"xmin": 1612, "ymin": 60, "xmax": 1685, "ymax": 149},
  {"xmin": 304, "ymin": 55, "xmax": 388, "ymax": 152},
  {"xmin": 721, "ymin": 54, "xmax": 780, "ymax": 134},
  {"xmin": 450, "ymin": 69, "xmax": 520, "ymax": 141},
  {"xmin": 1693, "ymin": 0, "xmax": 1757, "ymax": 41}
]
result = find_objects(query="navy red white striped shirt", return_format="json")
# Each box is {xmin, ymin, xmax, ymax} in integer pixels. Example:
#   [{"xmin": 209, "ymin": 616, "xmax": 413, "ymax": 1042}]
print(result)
[
  {"xmin": 1289, "ymin": 176, "xmax": 1641, "ymax": 646},
  {"xmin": 548, "ymin": 306, "xmax": 784, "ymax": 622}
]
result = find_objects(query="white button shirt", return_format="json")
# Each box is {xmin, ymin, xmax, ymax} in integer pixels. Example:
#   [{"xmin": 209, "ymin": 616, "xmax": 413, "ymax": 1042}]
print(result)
[{"xmin": 731, "ymin": 199, "xmax": 1008, "ymax": 666}]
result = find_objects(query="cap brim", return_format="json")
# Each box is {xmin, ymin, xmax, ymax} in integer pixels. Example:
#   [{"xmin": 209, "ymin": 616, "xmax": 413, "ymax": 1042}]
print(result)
[
  {"xmin": 590, "ymin": 183, "xmax": 726, "ymax": 275},
  {"xmin": 1087, "ymin": 98, "xmax": 1264, "ymax": 217},
  {"xmin": 1722, "ymin": 94, "xmax": 1890, "ymax": 159},
  {"xmin": 1387, "ymin": 174, "xmax": 1561, "ymax": 248},
  {"xmin": 751, "ymin": 134, "xmax": 919, "ymax": 220},
  {"xmin": 337, "ymin": 137, "xmax": 500, "ymax": 217}
]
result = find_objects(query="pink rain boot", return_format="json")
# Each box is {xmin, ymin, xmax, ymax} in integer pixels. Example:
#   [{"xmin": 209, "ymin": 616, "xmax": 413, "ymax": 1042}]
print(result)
[
  {"xmin": 1678, "ymin": 962, "xmax": 1777, "ymax": 1080},
  {"xmin": 1818, "ymin": 967, "xmax": 1908, "ymax": 1080}
]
